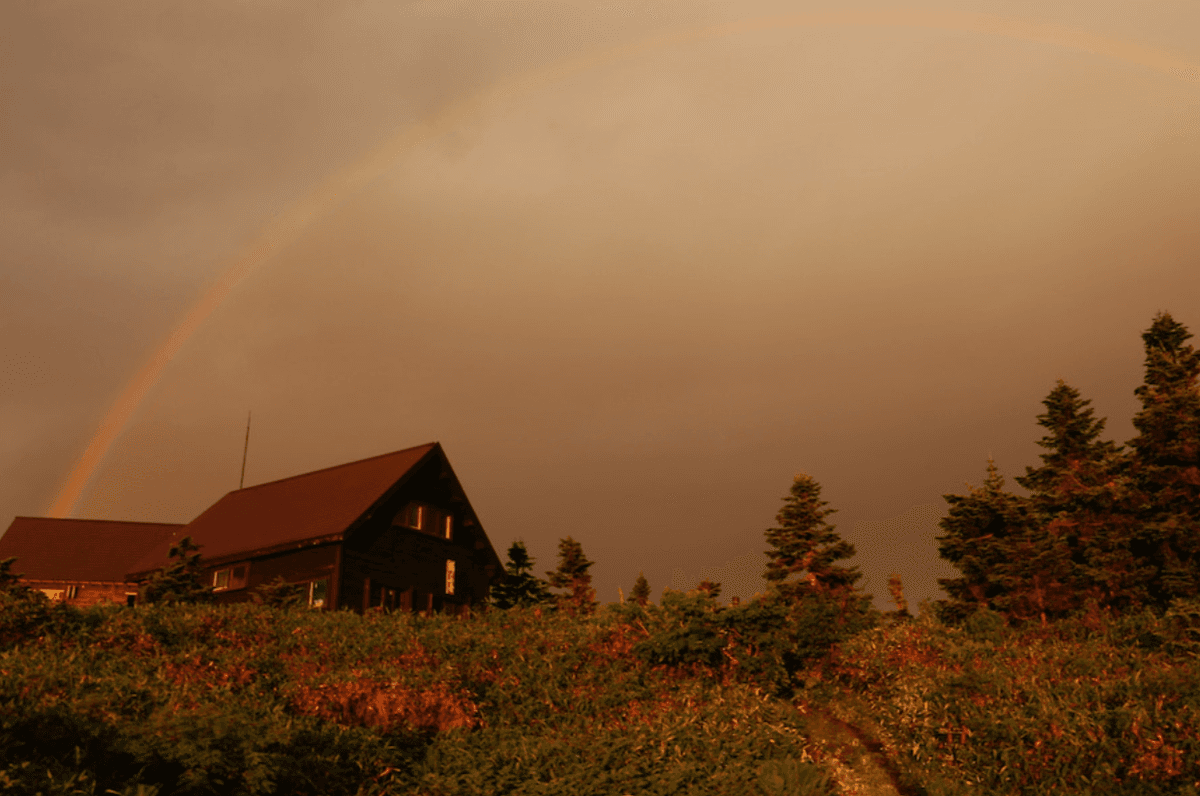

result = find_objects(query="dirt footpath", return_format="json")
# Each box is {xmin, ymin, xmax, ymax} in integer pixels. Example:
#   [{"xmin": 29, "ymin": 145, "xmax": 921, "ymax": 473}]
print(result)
[{"xmin": 796, "ymin": 700, "xmax": 909, "ymax": 796}]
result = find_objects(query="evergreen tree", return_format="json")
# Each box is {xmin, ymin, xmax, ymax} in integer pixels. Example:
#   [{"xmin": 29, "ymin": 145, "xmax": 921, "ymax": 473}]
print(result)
[
  {"xmin": 1013, "ymin": 379, "xmax": 1149, "ymax": 613},
  {"xmin": 489, "ymin": 541, "xmax": 552, "ymax": 609},
  {"xmin": 1124, "ymin": 311, "xmax": 1200, "ymax": 607},
  {"xmin": 763, "ymin": 473, "xmax": 863, "ymax": 604},
  {"xmin": 546, "ymin": 536, "xmax": 596, "ymax": 613},
  {"xmin": 696, "ymin": 580, "xmax": 722, "ymax": 600},
  {"xmin": 630, "ymin": 572, "xmax": 651, "ymax": 606},
  {"xmin": 935, "ymin": 457, "xmax": 1057, "ymax": 624},
  {"xmin": 140, "ymin": 536, "xmax": 212, "ymax": 605},
  {"xmin": 0, "ymin": 557, "xmax": 25, "ymax": 594},
  {"xmin": 887, "ymin": 573, "xmax": 910, "ymax": 617}
]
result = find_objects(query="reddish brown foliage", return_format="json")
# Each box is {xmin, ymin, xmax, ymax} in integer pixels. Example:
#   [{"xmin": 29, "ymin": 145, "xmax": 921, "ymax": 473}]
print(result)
[{"xmin": 289, "ymin": 679, "xmax": 479, "ymax": 733}]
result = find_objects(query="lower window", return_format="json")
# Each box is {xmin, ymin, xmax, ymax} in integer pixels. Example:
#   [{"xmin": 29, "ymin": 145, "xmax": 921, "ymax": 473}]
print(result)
[{"xmin": 309, "ymin": 578, "xmax": 328, "ymax": 608}]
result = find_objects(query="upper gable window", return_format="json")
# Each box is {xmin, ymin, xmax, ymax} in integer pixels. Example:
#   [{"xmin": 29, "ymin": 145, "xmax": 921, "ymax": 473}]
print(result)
[
  {"xmin": 443, "ymin": 515, "xmax": 453, "ymax": 541},
  {"xmin": 397, "ymin": 502, "xmax": 424, "ymax": 530}
]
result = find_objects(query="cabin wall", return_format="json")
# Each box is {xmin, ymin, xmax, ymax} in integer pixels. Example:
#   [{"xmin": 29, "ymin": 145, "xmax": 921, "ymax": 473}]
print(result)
[
  {"xmin": 21, "ymin": 579, "xmax": 135, "ymax": 608},
  {"xmin": 207, "ymin": 543, "xmax": 339, "ymax": 608},
  {"xmin": 339, "ymin": 454, "xmax": 499, "ymax": 614}
]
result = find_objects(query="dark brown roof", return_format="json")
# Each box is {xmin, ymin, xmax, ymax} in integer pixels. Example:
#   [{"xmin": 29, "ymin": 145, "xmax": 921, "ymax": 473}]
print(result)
[
  {"xmin": 0, "ymin": 517, "xmax": 183, "ymax": 583},
  {"xmin": 127, "ymin": 442, "xmax": 441, "ymax": 577}
]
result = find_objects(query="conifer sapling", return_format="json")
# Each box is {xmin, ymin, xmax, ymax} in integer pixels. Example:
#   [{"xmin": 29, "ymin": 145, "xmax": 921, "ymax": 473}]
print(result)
[
  {"xmin": 631, "ymin": 572, "xmax": 651, "ymax": 606},
  {"xmin": 547, "ymin": 536, "xmax": 596, "ymax": 613}
]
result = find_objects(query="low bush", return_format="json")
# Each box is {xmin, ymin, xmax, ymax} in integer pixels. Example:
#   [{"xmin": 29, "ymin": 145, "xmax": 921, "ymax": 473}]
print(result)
[{"xmin": 628, "ymin": 589, "xmax": 879, "ymax": 695}]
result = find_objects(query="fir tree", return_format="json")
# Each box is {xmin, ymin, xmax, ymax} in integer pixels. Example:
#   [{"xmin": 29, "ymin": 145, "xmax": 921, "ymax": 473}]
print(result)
[
  {"xmin": 630, "ymin": 572, "xmax": 651, "ymax": 606},
  {"xmin": 1013, "ymin": 379, "xmax": 1149, "ymax": 613},
  {"xmin": 547, "ymin": 536, "xmax": 596, "ymax": 613},
  {"xmin": 1124, "ymin": 311, "xmax": 1200, "ymax": 607},
  {"xmin": 887, "ymin": 573, "xmax": 910, "ymax": 617},
  {"xmin": 935, "ymin": 457, "xmax": 1055, "ymax": 624},
  {"xmin": 489, "ymin": 541, "xmax": 552, "ymax": 609},
  {"xmin": 140, "ymin": 536, "xmax": 212, "ymax": 605},
  {"xmin": 763, "ymin": 473, "xmax": 863, "ymax": 604},
  {"xmin": 0, "ymin": 557, "xmax": 24, "ymax": 594}
]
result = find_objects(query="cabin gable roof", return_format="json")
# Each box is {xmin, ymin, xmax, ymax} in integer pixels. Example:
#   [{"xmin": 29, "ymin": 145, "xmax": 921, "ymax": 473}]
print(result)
[{"xmin": 126, "ymin": 442, "xmax": 450, "ymax": 578}]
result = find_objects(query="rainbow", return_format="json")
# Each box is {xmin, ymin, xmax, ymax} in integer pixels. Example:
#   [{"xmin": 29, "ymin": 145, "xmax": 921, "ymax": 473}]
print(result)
[{"xmin": 49, "ymin": 6, "xmax": 1200, "ymax": 517}]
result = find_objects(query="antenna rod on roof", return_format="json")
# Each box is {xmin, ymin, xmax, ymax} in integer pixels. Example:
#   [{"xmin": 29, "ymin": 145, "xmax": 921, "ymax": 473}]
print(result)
[{"xmin": 239, "ymin": 411, "xmax": 251, "ymax": 489}]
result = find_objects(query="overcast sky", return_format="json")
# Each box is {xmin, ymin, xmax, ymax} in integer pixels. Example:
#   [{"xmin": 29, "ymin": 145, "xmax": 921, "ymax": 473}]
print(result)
[{"xmin": 3, "ymin": 0, "xmax": 1199, "ymax": 611}]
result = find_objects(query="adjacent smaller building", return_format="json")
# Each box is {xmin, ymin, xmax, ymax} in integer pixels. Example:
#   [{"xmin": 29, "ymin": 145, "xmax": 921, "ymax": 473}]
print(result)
[{"xmin": 0, "ymin": 517, "xmax": 182, "ymax": 607}]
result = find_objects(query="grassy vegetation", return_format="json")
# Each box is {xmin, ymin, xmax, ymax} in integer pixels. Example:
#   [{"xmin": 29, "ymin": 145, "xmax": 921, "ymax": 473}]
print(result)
[
  {"xmin": 0, "ymin": 591, "xmax": 849, "ymax": 796},
  {"xmin": 3, "ymin": 589, "xmax": 1198, "ymax": 795},
  {"xmin": 798, "ymin": 600, "xmax": 1200, "ymax": 796}
]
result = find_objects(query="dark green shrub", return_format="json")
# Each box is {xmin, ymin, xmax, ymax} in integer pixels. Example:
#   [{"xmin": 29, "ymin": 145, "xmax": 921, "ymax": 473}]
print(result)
[
  {"xmin": 961, "ymin": 607, "xmax": 1010, "ymax": 644},
  {"xmin": 141, "ymin": 537, "xmax": 212, "ymax": 606},
  {"xmin": 630, "ymin": 589, "xmax": 878, "ymax": 694},
  {"xmin": 1160, "ymin": 596, "xmax": 1200, "ymax": 658},
  {"xmin": 250, "ymin": 576, "xmax": 307, "ymax": 609}
]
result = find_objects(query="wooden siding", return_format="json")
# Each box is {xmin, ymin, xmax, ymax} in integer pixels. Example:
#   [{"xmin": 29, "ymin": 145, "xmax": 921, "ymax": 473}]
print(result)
[
  {"xmin": 338, "ymin": 450, "xmax": 498, "ymax": 614},
  {"xmin": 21, "ymin": 579, "xmax": 136, "ymax": 608},
  {"xmin": 205, "ymin": 543, "xmax": 339, "ymax": 607}
]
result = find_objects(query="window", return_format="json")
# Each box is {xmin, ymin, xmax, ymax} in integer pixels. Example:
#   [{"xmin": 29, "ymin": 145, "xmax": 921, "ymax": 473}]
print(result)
[
  {"xmin": 65, "ymin": 585, "xmax": 79, "ymax": 599},
  {"xmin": 309, "ymin": 578, "xmax": 328, "ymax": 609},
  {"xmin": 445, "ymin": 559, "xmax": 456, "ymax": 596},
  {"xmin": 443, "ymin": 515, "xmax": 453, "ymax": 541},
  {"xmin": 212, "ymin": 564, "xmax": 249, "ymax": 592},
  {"xmin": 397, "ymin": 502, "xmax": 423, "ymax": 530}
]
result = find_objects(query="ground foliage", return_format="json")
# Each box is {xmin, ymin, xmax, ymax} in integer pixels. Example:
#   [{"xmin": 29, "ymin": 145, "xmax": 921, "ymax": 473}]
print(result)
[
  {"xmin": 0, "ymin": 595, "xmax": 857, "ymax": 796},
  {"xmin": 798, "ymin": 599, "xmax": 1200, "ymax": 796}
]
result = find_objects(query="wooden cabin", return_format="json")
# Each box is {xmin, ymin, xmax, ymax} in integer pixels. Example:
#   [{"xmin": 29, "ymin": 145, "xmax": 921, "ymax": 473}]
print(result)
[{"xmin": 2, "ymin": 442, "xmax": 503, "ymax": 614}]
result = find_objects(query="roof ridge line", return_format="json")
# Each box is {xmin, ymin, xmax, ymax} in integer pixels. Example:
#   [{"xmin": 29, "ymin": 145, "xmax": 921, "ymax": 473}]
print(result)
[{"xmin": 232, "ymin": 442, "xmax": 439, "ymax": 493}]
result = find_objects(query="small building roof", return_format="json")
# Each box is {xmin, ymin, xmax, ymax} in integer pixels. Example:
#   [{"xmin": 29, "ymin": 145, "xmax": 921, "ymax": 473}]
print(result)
[
  {"xmin": 0, "ymin": 517, "xmax": 183, "ymax": 583},
  {"xmin": 126, "ymin": 442, "xmax": 444, "ymax": 578}
]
